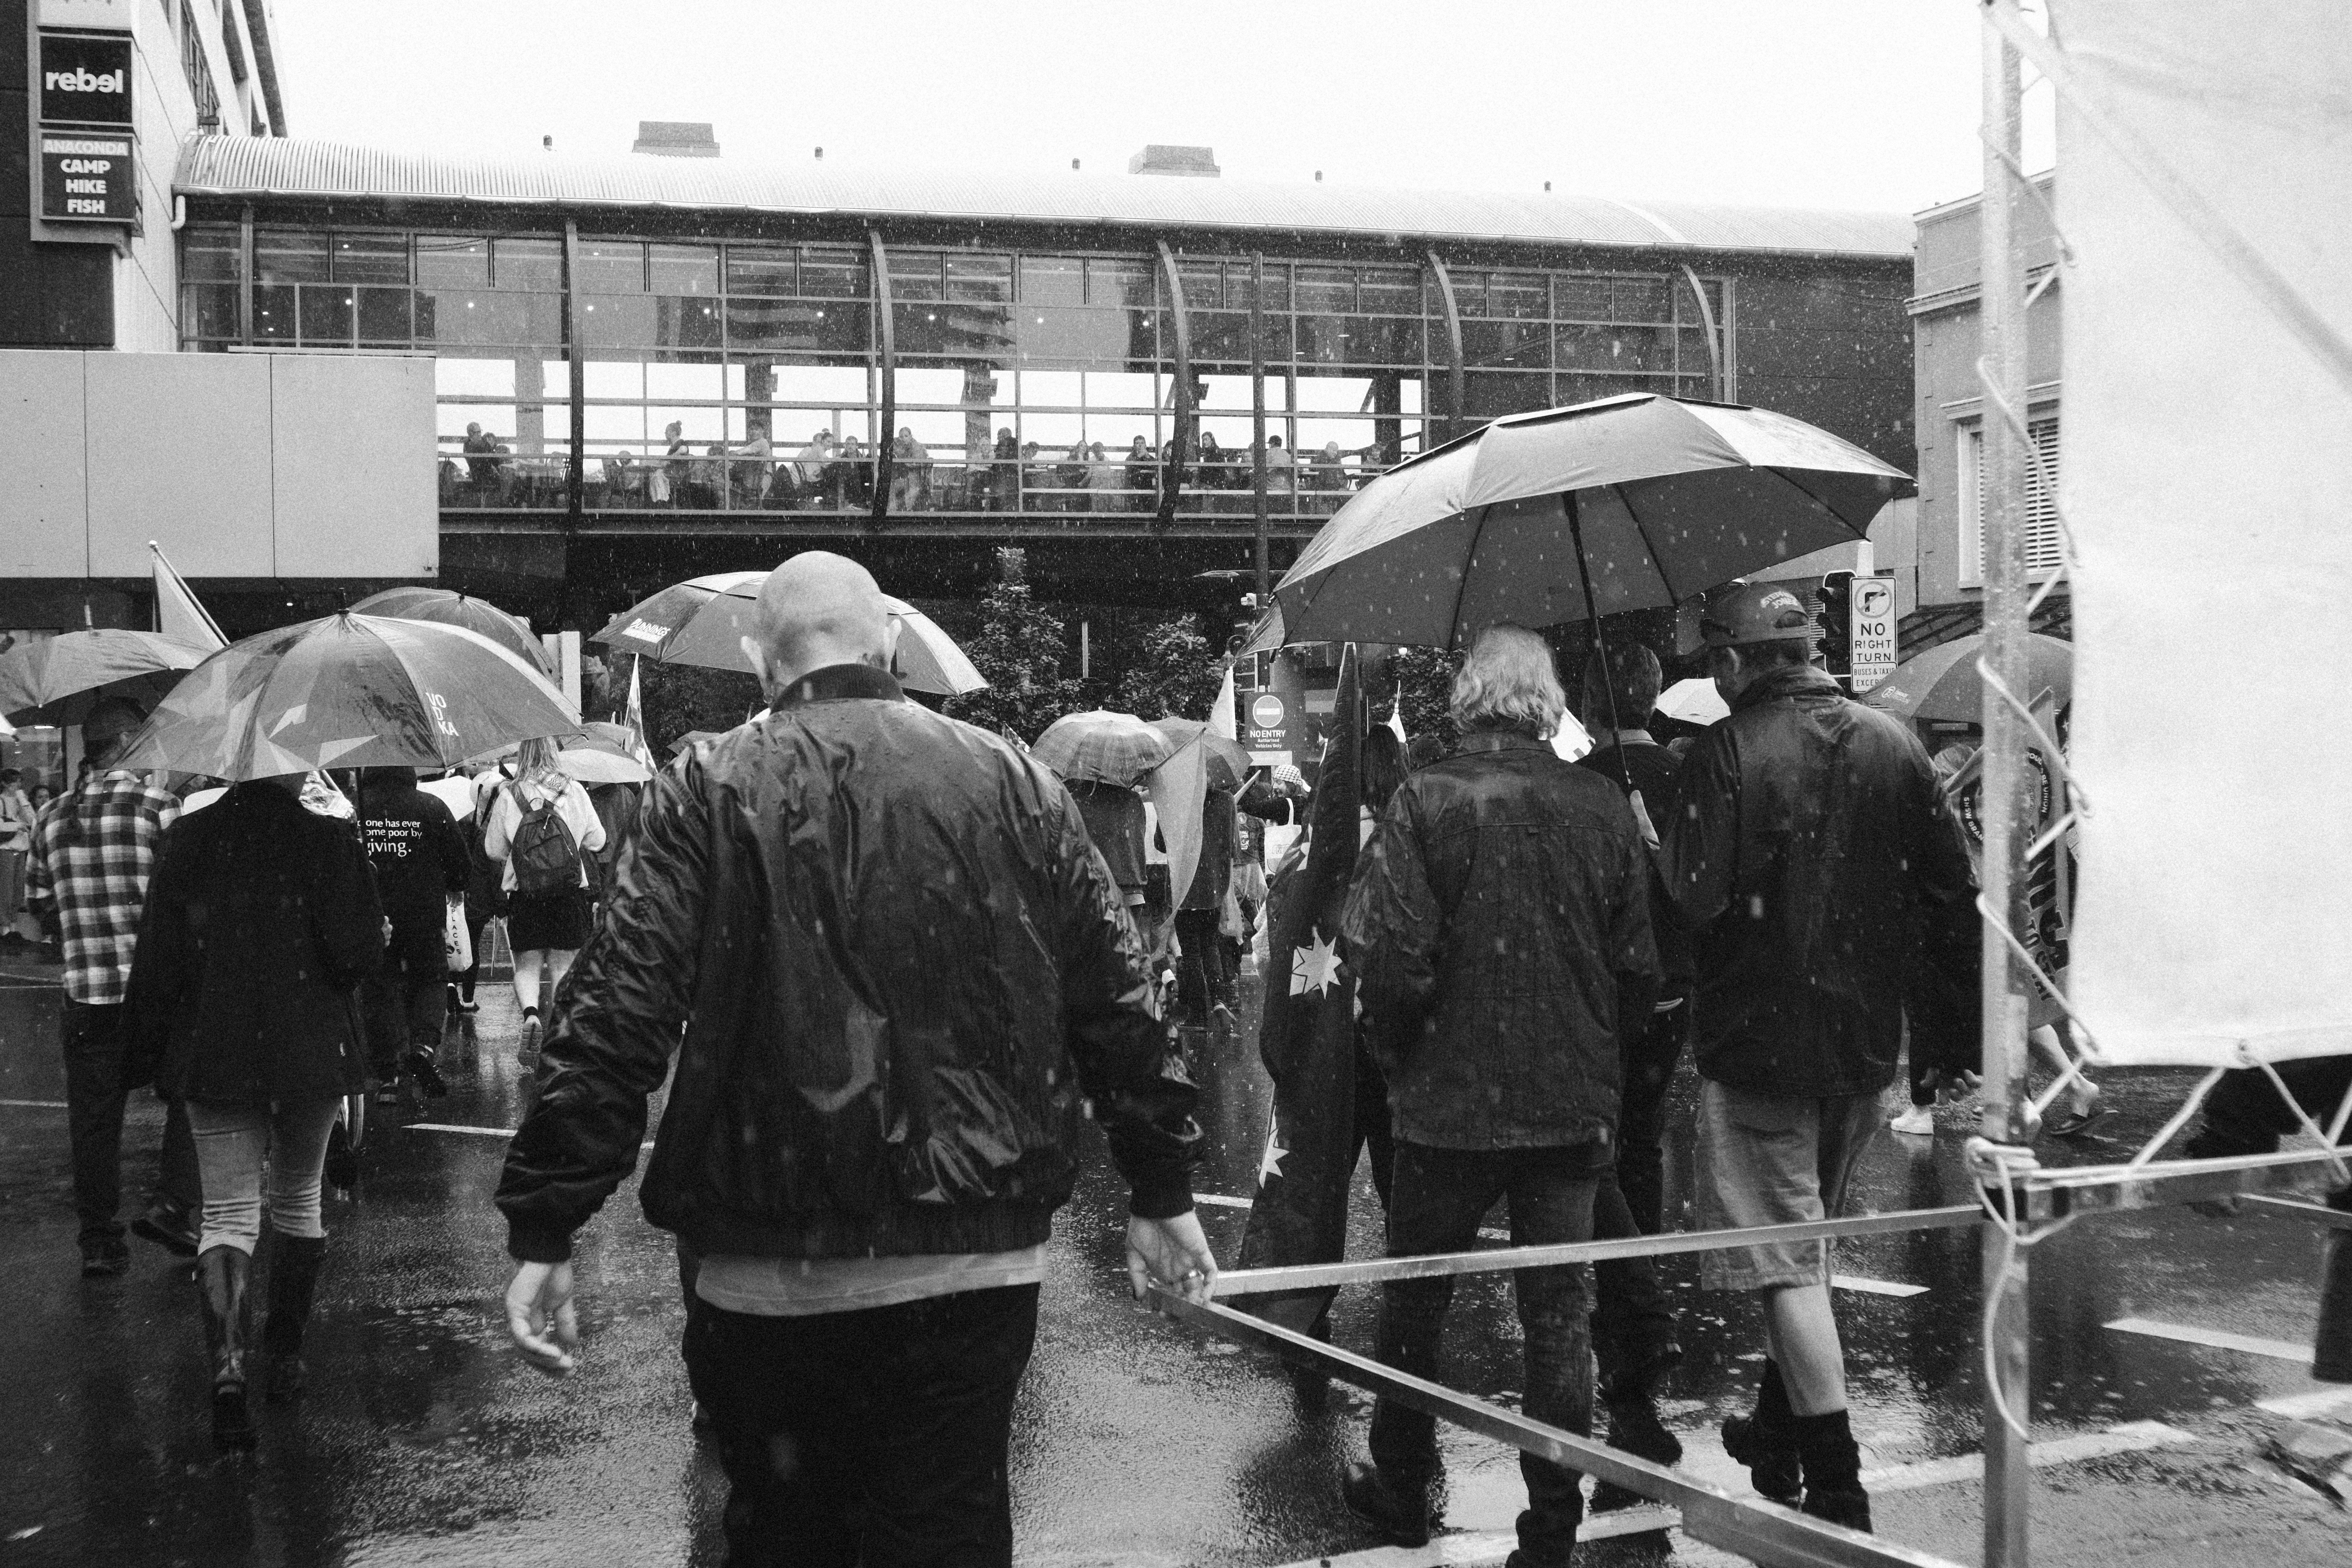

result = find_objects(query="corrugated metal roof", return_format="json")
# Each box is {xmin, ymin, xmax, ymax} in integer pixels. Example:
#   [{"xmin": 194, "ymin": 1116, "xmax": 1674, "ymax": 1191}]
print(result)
[{"xmin": 174, "ymin": 136, "xmax": 1913, "ymax": 259}]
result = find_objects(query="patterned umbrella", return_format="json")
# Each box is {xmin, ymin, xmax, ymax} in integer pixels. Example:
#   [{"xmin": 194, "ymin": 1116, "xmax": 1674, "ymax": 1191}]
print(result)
[
  {"xmin": 1149, "ymin": 717, "xmax": 1251, "ymax": 789},
  {"xmin": 351, "ymin": 586, "xmax": 553, "ymax": 675},
  {"xmin": 0, "ymin": 629, "xmax": 210, "ymax": 726},
  {"xmin": 1030, "ymin": 710, "xmax": 1172, "ymax": 786},
  {"xmin": 591, "ymin": 571, "xmax": 985, "ymax": 697},
  {"xmin": 113, "ymin": 613, "xmax": 578, "ymax": 780}
]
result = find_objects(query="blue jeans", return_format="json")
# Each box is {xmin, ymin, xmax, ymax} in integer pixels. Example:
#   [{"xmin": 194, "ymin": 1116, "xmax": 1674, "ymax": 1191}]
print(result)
[
  {"xmin": 186, "ymin": 1097, "xmax": 341, "ymax": 1254},
  {"xmin": 1370, "ymin": 1140, "xmax": 1604, "ymax": 1564}
]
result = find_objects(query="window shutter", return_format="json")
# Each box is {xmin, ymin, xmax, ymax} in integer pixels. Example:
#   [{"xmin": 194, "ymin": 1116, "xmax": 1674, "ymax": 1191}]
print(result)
[{"xmin": 1966, "ymin": 412, "xmax": 2062, "ymax": 583}]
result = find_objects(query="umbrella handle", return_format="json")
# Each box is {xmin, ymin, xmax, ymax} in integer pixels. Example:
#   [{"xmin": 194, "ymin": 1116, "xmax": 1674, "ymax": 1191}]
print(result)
[{"xmin": 1564, "ymin": 493, "xmax": 1634, "ymax": 794}]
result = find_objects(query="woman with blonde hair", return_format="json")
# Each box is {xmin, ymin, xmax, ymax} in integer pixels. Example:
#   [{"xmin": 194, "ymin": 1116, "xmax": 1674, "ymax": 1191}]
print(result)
[{"xmin": 483, "ymin": 736, "xmax": 605, "ymax": 1057}]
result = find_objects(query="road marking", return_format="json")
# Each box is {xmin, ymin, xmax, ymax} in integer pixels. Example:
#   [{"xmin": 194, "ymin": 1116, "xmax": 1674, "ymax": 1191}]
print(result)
[
  {"xmin": 1261, "ymin": 1422, "xmax": 2196, "ymax": 1568},
  {"xmin": 1832, "ymin": 1275, "xmax": 1929, "ymax": 1297},
  {"xmin": 2105, "ymin": 1316, "xmax": 2313, "ymax": 1363},
  {"xmin": 408, "ymin": 1122, "xmax": 657, "ymax": 1150},
  {"xmin": 0, "ymin": 1098, "xmax": 68, "ymax": 1109},
  {"xmin": 2256, "ymin": 1387, "xmax": 2352, "ymax": 1419},
  {"xmin": 1197, "ymin": 1193, "xmax": 1252, "ymax": 1209}
]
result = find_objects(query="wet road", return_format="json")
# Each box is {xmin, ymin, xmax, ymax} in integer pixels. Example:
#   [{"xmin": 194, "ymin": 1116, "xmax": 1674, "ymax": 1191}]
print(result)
[{"xmin": 2, "ymin": 944, "xmax": 2346, "ymax": 1568}]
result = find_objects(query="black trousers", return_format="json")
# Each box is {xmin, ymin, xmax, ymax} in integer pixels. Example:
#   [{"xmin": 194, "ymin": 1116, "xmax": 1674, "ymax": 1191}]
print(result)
[
  {"xmin": 2190, "ymin": 1057, "xmax": 2352, "ymax": 1211},
  {"xmin": 1591, "ymin": 1001, "xmax": 1686, "ymax": 1376},
  {"xmin": 62, "ymin": 1000, "xmax": 199, "ymax": 1244},
  {"xmin": 1173, "ymin": 908, "xmax": 1229, "ymax": 1022},
  {"xmin": 457, "ymin": 904, "xmax": 492, "ymax": 1002},
  {"xmin": 1372, "ymin": 1141, "xmax": 1601, "ymax": 1564},
  {"xmin": 684, "ymin": 1283, "xmax": 1041, "ymax": 1568},
  {"xmin": 362, "ymin": 916, "xmax": 447, "ymax": 1079}
]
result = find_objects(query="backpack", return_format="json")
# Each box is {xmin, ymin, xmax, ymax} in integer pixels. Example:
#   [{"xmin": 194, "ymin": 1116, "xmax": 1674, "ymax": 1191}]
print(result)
[{"xmin": 505, "ymin": 781, "xmax": 579, "ymax": 899}]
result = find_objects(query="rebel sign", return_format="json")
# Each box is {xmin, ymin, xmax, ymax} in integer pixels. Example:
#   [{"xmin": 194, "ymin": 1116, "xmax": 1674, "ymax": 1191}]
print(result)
[{"xmin": 39, "ymin": 32, "xmax": 135, "ymax": 125}]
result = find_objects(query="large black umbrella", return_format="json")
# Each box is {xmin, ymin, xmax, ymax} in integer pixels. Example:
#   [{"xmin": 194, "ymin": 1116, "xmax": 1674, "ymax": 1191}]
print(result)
[
  {"xmin": 1271, "ymin": 393, "xmax": 1909, "ymax": 650},
  {"xmin": 352, "ymin": 586, "xmax": 553, "ymax": 675},
  {"xmin": 114, "ymin": 614, "xmax": 577, "ymax": 780}
]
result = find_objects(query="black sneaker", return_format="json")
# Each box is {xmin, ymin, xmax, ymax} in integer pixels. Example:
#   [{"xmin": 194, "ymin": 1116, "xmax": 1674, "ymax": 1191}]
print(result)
[
  {"xmin": 1342, "ymin": 1461, "xmax": 1439, "ymax": 1548},
  {"xmin": 80, "ymin": 1237, "xmax": 130, "ymax": 1277},
  {"xmin": 404, "ymin": 1048, "xmax": 449, "ymax": 1098}
]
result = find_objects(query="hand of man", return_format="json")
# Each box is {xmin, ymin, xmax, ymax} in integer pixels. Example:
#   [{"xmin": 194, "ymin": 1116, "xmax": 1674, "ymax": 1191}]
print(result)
[
  {"xmin": 505, "ymin": 1260, "xmax": 580, "ymax": 1374},
  {"xmin": 1628, "ymin": 788, "xmax": 1661, "ymax": 852},
  {"xmin": 1126, "ymin": 1211, "xmax": 1218, "ymax": 1309}
]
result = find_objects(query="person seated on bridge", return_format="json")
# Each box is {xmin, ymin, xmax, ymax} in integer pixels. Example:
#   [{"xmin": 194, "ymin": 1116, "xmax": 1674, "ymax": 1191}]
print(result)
[
  {"xmin": 462, "ymin": 422, "xmax": 513, "ymax": 502},
  {"xmin": 494, "ymin": 552, "xmax": 1214, "ymax": 1567}
]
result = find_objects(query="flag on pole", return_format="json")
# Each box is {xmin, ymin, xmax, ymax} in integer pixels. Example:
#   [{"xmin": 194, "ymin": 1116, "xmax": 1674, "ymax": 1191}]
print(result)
[
  {"xmin": 622, "ymin": 655, "xmax": 654, "ymax": 764},
  {"xmin": 1232, "ymin": 645, "xmax": 1365, "ymax": 1335},
  {"xmin": 149, "ymin": 542, "xmax": 227, "ymax": 654},
  {"xmin": 1386, "ymin": 687, "xmax": 1407, "ymax": 746},
  {"xmin": 1210, "ymin": 663, "xmax": 1238, "ymax": 742}
]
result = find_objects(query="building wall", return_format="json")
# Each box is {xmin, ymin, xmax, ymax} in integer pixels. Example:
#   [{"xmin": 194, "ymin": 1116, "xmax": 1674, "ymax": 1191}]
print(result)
[
  {"xmin": 1907, "ymin": 176, "xmax": 2063, "ymax": 614},
  {"xmin": 0, "ymin": 348, "xmax": 439, "ymax": 603},
  {"xmin": 3, "ymin": 0, "xmax": 271, "ymax": 350}
]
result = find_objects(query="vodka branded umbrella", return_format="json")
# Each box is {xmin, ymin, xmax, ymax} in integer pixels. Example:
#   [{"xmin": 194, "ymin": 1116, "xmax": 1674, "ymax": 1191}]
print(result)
[
  {"xmin": 1860, "ymin": 632, "xmax": 2073, "ymax": 725},
  {"xmin": 1270, "ymin": 393, "xmax": 1909, "ymax": 650},
  {"xmin": 1030, "ymin": 710, "xmax": 1173, "ymax": 787},
  {"xmin": 592, "ymin": 571, "xmax": 986, "ymax": 697},
  {"xmin": 0, "ymin": 629, "xmax": 210, "ymax": 725},
  {"xmin": 113, "ymin": 614, "xmax": 578, "ymax": 780},
  {"xmin": 351, "ymin": 586, "xmax": 553, "ymax": 675}
]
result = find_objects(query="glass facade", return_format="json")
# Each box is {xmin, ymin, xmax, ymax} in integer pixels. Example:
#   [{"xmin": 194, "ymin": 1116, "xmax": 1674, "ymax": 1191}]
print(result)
[{"xmin": 178, "ymin": 224, "xmax": 1727, "ymax": 522}]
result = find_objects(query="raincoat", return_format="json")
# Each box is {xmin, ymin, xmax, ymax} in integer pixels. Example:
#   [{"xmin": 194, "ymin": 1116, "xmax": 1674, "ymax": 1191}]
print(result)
[
  {"xmin": 1342, "ymin": 731, "xmax": 1660, "ymax": 1150},
  {"xmin": 496, "ymin": 663, "xmax": 1200, "ymax": 1265},
  {"xmin": 1656, "ymin": 663, "xmax": 1977, "ymax": 1097},
  {"xmin": 125, "ymin": 781, "xmax": 384, "ymax": 1105}
]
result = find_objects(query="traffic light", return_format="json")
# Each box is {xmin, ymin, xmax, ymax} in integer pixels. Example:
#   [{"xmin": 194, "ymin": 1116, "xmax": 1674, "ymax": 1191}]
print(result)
[{"xmin": 1817, "ymin": 570, "xmax": 1854, "ymax": 682}]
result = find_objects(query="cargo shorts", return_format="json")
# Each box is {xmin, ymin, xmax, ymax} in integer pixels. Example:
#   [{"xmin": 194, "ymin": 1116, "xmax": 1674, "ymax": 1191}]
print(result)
[{"xmin": 1696, "ymin": 1080, "xmax": 1884, "ymax": 1291}]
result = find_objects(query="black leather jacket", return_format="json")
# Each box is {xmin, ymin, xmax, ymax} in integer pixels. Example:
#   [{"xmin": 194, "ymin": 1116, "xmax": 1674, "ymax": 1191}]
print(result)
[
  {"xmin": 1657, "ymin": 664, "xmax": 1977, "ymax": 1097},
  {"xmin": 496, "ymin": 664, "xmax": 1201, "ymax": 1264},
  {"xmin": 1342, "ymin": 731, "xmax": 1660, "ymax": 1151}
]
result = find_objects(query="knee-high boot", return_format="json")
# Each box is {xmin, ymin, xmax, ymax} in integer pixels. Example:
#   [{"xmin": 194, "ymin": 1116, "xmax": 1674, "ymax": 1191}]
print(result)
[
  {"xmin": 198, "ymin": 1246, "xmax": 256, "ymax": 1448},
  {"xmin": 262, "ymin": 1233, "xmax": 328, "ymax": 1401},
  {"xmin": 2315, "ymin": 1232, "xmax": 2352, "ymax": 1384}
]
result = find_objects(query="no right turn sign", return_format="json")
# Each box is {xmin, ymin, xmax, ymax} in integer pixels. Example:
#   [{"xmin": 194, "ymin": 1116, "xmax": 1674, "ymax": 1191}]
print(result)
[{"xmin": 1850, "ymin": 576, "xmax": 1899, "ymax": 692}]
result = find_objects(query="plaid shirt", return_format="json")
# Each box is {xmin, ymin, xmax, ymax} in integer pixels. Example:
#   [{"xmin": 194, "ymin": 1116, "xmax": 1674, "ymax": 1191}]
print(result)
[{"xmin": 27, "ymin": 771, "xmax": 181, "ymax": 1005}]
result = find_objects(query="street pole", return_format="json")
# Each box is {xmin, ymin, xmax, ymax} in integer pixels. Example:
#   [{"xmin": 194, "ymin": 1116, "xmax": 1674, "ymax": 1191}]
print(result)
[
  {"xmin": 1978, "ymin": 11, "xmax": 2034, "ymax": 1567},
  {"xmin": 1252, "ymin": 252, "xmax": 1270, "ymax": 604}
]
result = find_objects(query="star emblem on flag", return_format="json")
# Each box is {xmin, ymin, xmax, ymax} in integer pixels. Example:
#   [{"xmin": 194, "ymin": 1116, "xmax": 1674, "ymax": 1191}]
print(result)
[
  {"xmin": 1259, "ymin": 1114, "xmax": 1288, "ymax": 1183},
  {"xmin": 1290, "ymin": 928, "xmax": 1342, "ymax": 997}
]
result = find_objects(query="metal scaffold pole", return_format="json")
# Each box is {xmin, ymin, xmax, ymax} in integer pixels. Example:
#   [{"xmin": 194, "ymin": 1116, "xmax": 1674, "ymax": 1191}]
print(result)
[{"xmin": 1977, "ymin": 7, "xmax": 2035, "ymax": 1566}]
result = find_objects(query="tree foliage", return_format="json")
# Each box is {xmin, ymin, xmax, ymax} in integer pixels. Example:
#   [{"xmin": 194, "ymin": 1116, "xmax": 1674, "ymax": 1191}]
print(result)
[
  {"xmin": 1390, "ymin": 644, "xmax": 1461, "ymax": 755},
  {"xmin": 944, "ymin": 548, "xmax": 1084, "ymax": 742},
  {"xmin": 1113, "ymin": 614, "xmax": 1224, "ymax": 721}
]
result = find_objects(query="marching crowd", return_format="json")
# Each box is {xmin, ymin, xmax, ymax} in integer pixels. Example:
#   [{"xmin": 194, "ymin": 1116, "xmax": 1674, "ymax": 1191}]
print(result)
[{"xmin": 18, "ymin": 556, "xmax": 2347, "ymax": 1568}]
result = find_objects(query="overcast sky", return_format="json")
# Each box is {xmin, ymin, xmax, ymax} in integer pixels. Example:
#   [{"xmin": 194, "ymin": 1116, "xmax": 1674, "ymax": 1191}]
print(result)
[{"xmin": 267, "ymin": 1, "xmax": 2054, "ymax": 217}]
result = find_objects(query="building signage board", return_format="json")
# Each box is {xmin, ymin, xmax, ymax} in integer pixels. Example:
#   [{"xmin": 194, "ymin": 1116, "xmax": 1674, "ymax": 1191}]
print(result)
[
  {"xmin": 1849, "ymin": 574, "xmax": 1899, "ymax": 692},
  {"xmin": 38, "ymin": 32, "xmax": 135, "ymax": 126},
  {"xmin": 40, "ymin": 133, "xmax": 135, "ymax": 222}
]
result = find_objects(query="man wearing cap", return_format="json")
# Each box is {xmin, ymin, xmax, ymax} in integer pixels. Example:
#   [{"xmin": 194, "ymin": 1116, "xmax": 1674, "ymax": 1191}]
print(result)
[{"xmin": 1648, "ymin": 582, "xmax": 1974, "ymax": 1532}]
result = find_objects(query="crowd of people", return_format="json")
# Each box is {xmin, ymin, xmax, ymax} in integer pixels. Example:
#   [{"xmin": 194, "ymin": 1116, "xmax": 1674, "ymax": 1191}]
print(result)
[
  {"xmin": 438, "ymin": 420, "xmax": 1382, "ymax": 517},
  {"xmin": 19, "ymin": 557, "xmax": 2346, "ymax": 1568}
]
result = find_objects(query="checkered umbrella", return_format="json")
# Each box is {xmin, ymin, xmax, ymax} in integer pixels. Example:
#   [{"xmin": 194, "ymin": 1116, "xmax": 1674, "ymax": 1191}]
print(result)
[{"xmin": 112, "ymin": 613, "xmax": 578, "ymax": 780}]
